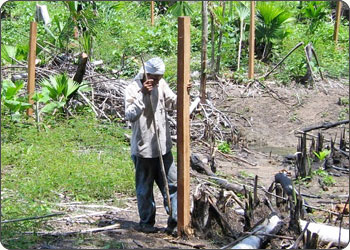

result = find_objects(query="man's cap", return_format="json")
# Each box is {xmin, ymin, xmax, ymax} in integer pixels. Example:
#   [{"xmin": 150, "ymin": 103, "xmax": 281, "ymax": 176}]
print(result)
[{"xmin": 143, "ymin": 57, "xmax": 165, "ymax": 75}]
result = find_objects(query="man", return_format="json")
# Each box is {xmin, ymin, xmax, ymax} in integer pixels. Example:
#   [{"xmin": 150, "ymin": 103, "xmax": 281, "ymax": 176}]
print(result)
[{"xmin": 124, "ymin": 57, "xmax": 182, "ymax": 234}]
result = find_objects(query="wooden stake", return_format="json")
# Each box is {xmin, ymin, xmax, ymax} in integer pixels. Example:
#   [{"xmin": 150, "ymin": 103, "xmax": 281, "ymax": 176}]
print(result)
[
  {"xmin": 248, "ymin": 1, "xmax": 255, "ymax": 79},
  {"xmin": 27, "ymin": 21, "xmax": 37, "ymax": 116},
  {"xmin": 177, "ymin": 16, "xmax": 191, "ymax": 237},
  {"xmin": 151, "ymin": 1, "xmax": 154, "ymax": 26},
  {"xmin": 333, "ymin": 1, "xmax": 342, "ymax": 43},
  {"xmin": 200, "ymin": 1, "xmax": 208, "ymax": 104}
]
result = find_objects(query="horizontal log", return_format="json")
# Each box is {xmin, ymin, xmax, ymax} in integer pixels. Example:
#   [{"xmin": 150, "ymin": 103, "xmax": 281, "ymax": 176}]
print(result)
[
  {"xmin": 230, "ymin": 213, "xmax": 283, "ymax": 249},
  {"xmin": 301, "ymin": 120, "xmax": 349, "ymax": 133},
  {"xmin": 299, "ymin": 220, "xmax": 349, "ymax": 247}
]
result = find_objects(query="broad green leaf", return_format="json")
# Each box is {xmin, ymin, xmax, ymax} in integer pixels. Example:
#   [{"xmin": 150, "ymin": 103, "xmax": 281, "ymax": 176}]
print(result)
[{"xmin": 1, "ymin": 45, "xmax": 17, "ymax": 64}]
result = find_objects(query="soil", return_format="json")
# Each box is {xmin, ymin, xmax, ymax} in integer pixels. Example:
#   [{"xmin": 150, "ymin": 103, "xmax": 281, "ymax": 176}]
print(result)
[{"xmin": 34, "ymin": 78, "xmax": 349, "ymax": 249}]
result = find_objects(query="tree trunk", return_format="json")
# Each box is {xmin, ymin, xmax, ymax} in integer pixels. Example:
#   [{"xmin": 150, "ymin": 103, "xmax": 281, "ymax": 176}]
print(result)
[
  {"xmin": 215, "ymin": 1, "xmax": 225, "ymax": 74},
  {"xmin": 237, "ymin": 21, "xmax": 244, "ymax": 71},
  {"xmin": 210, "ymin": 11, "xmax": 215, "ymax": 74},
  {"xmin": 200, "ymin": 1, "xmax": 208, "ymax": 104}
]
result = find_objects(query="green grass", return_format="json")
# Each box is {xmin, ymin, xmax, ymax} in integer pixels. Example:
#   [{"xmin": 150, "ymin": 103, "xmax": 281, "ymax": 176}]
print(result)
[{"xmin": 1, "ymin": 113, "xmax": 134, "ymax": 248}]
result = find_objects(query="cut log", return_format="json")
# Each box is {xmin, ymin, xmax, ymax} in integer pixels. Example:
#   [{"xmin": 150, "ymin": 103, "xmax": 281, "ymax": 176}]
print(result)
[
  {"xmin": 73, "ymin": 53, "xmax": 88, "ymax": 84},
  {"xmin": 190, "ymin": 153, "xmax": 246, "ymax": 194},
  {"xmin": 191, "ymin": 153, "xmax": 214, "ymax": 176},
  {"xmin": 299, "ymin": 220, "xmax": 349, "ymax": 247},
  {"xmin": 210, "ymin": 176, "xmax": 246, "ymax": 195},
  {"xmin": 274, "ymin": 173, "xmax": 295, "ymax": 196},
  {"xmin": 230, "ymin": 213, "xmax": 284, "ymax": 249}
]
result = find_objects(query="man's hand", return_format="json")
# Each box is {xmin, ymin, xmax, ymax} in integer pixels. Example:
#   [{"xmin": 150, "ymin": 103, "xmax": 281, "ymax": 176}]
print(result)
[
  {"xmin": 141, "ymin": 79, "xmax": 155, "ymax": 94},
  {"xmin": 187, "ymin": 82, "xmax": 192, "ymax": 92}
]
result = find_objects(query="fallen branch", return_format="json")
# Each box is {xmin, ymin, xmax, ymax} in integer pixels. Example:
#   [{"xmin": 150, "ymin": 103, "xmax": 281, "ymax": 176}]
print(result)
[
  {"xmin": 301, "ymin": 120, "xmax": 349, "ymax": 133},
  {"xmin": 264, "ymin": 42, "xmax": 304, "ymax": 79},
  {"xmin": 242, "ymin": 231, "xmax": 295, "ymax": 240},
  {"xmin": 77, "ymin": 90, "xmax": 111, "ymax": 122},
  {"xmin": 55, "ymin": 203, "xmax": 126, "ymax": 211},
  {"xmin": 23, "ymin": 223, "xmax": 123, "ymax": 236},
  {"xmin": 167, "ymin": 239, "xmax": 206, "ymax": 249},
  {"xmin": 217, "ymin": 150, "xmax": 257, "ymax": 166},
  {"xmin": 255, "ymin": 80, "xmax": 291, "ymax": 107},
  {"xmin": 2, "ymin": 212, "xmax": 65, "ymax": 224}
]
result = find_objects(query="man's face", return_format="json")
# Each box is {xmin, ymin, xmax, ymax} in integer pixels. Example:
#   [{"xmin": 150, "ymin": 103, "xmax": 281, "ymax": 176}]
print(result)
[{"xmin": 147, "ymin": 74, "xmax": 163, "ymax": 86}]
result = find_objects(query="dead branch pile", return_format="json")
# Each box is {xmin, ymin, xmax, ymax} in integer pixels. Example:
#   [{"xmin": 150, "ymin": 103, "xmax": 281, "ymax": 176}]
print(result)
[
  {"xmin": 89, "ymin": 75, "xmax": 128, "ymax": 119},
  {"xmin": 190, "ymin": 99, "xmax": 239, "ymax": 143}
]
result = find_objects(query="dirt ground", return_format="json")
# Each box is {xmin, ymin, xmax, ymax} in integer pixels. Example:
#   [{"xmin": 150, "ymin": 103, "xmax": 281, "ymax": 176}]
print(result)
[{"xmin": 34, "ymin": 78, "xmax": 349, "ymax": 249}]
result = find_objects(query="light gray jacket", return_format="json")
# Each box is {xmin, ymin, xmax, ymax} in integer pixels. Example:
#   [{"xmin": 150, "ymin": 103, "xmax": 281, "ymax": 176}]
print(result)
[{"xmin": 124, "ymin": 78, "xmax": 177, "ymax": 158}]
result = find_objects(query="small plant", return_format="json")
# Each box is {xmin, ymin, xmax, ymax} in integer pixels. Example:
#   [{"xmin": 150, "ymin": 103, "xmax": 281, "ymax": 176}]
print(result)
[
  {"xmin": 322, "ymin": 175, "xmax": 336, "ymax": 186},
  {"xmin": 314, "ymin": 167, "xmax": 336, "ymax": 186},
  {"xmin": 313, "ymin": 149, "xmax": 330, "ymax": 161},
  {"xmin": 239, "ymin": 170, "xmax": 254, "ymax": 179},
  {"xmin": 36, "ymin": 73, "xmax": 90, "ymax": 114},
  {"xmin": 218, "ymin": 141, "xmax": 231, "ymax": 154},
  {"xmin": 1, "ymin": 44, "xmax": 28, "ymax": 65},
  {"xmin": 339, "ymin": 97, "xmax": 349, "ymax": 106},
  {"xmin": 289, "ymin": 112, "xmax": 298, "ymax": 122},
  {"xmin": 339, "ymin": 107, "xmax": 349, "ymax": 121},
  {"xmin": 1, "ymin": 79, "xmax": 32, "ymax": 121}
]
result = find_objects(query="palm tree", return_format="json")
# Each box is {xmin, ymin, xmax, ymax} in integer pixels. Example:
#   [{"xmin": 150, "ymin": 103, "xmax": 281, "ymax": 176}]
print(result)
[
  {"xmin": 168, "ymin": 1, "xmax": 193, "ymax": 17},
  {"xmin": 255, "ymin": 2, "xmax": 292, "ymax": 61}
]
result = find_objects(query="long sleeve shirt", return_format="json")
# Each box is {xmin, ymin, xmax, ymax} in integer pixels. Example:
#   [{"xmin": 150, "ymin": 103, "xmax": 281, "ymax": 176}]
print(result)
[{"xmin": 124, "ymin": 78, "xmax": 177, "ymax": 158}]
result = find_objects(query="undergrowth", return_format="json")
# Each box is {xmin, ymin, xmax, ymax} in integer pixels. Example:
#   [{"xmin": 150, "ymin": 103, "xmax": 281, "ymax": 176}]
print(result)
[{"xmin": 1, "ymin": 112, "xmax": 134, "ymax": 248}]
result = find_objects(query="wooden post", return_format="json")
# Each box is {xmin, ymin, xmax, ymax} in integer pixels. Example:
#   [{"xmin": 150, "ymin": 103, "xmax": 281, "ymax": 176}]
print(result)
[
  {"xmin": 27, "ymin": 21, "xmax": 37, "ymax": 116},
  {"xmin": 151, "ymin": 1, "xmax": 154, "ymax": 26},
  {"xmin": 333, "ymin": 1, "xmax": 342, "ymax": 43},
  {"xmin": 200, "ymin": 1, "xmax": 208, "ymax": 104},
  {"xmin": 248, "ymin": 1, "xmax": 255, "ymax": 79},
  {"xmin": 177, "ymin": 16, "xmax": 191, "ymax": 237}
]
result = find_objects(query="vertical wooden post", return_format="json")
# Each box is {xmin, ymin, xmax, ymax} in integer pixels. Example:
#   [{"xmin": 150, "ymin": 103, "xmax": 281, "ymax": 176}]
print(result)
[
  {"xmin": 248, "ymin": 1, "xmax": 255, "ymax": 79},
  {"xmin": 333, "ymin": 1, "xmax": 342, "ymax": 43},
  {"xmin": 27, "ymin": 21, "xmax": 37, "ymax": 116},
  {"xmin": 177, "ymin": 16, "xmax": 191, "ymax": 237},
  {"xmin": 151, "ymin": 1, "xmax": 154, "ymax": 26},
  {"xmin": 200, "ymin": 1, "xmax": 208, "ymax": 104}
]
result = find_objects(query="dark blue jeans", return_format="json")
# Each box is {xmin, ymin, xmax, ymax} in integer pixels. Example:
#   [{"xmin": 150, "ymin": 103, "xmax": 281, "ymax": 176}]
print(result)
[{"xmin": 131, "ymin": 151, "xmax": 177, "ymax": 227}]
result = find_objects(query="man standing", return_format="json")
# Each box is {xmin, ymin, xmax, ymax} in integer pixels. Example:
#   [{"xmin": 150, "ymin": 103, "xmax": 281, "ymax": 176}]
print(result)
[{"xmin": 124, "ymin": 57, "xmax": 179, "ymax": 234}]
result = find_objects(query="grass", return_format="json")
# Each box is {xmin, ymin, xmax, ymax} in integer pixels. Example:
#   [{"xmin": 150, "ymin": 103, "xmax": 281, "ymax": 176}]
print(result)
[{"xmin": 1, "ymin": 113, "xmax": 135, "ymax": 248}]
